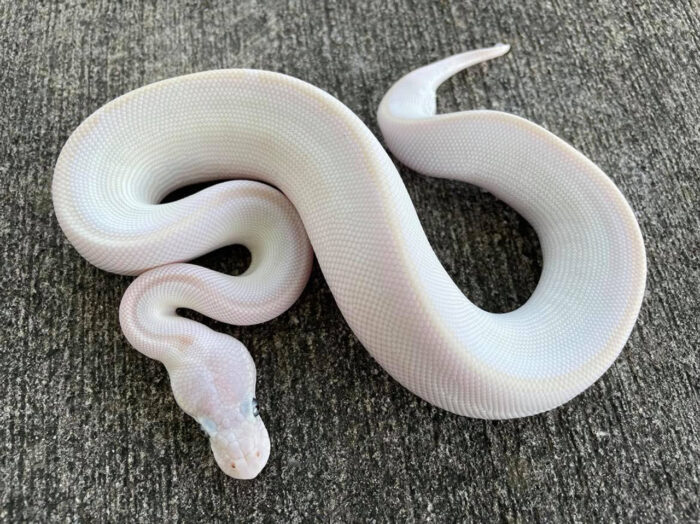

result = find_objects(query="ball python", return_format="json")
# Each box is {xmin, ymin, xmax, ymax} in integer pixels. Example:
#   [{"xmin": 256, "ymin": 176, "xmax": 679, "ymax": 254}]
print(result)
[{"xmin": 52, "ymin": 45, "xmax": 646, "ymax": 479}]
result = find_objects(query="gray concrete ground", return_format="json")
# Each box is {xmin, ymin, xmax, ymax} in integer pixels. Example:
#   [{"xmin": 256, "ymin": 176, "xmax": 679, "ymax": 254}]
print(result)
[{"xmin": 1, "ymin": 1, "xmax": 698, "ymax": 521}]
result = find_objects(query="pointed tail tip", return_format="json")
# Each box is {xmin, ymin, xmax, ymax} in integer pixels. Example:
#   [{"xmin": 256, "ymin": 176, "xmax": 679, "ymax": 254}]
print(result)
[
  {"xmin": 493, "ymin": 42, "xmax": 511, "ymax": 55},
  {"xmin": 453, "ymin": 43, "xmax": 510, "ymax": 64}
]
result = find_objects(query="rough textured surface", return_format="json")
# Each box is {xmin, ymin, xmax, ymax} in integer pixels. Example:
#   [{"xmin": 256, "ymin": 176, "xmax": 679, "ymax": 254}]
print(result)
[{"xmin": 0, "ymin": 1, "xmax": 698, "ymax": 521}]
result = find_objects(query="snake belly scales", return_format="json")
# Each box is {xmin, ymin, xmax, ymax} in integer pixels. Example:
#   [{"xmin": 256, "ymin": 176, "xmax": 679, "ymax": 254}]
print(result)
[{"xmin": 52, "ymin": 45, "xmax": 646, "ymax": 479}]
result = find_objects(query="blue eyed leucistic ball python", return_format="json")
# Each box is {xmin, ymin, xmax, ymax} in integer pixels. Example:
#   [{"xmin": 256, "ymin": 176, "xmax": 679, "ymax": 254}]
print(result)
[{"xmin": 52, "ymin": 45, "xmax": 646, "ymax": 479}]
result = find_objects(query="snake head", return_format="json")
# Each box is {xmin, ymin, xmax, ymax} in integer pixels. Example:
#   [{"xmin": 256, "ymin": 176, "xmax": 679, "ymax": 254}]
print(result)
[
  {"xmin": 166, "ymin": 333, "xmax": 272, "ymax": 479},
  {"xmin": 207, "ymin": 399, "xmax": 271, "ymax": 479}
]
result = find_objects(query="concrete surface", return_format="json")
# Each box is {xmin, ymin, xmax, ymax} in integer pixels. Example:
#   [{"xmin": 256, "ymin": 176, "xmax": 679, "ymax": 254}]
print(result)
[{"xmin": 1, "ymin": 1, "xmax": 698, "ymax": 521}]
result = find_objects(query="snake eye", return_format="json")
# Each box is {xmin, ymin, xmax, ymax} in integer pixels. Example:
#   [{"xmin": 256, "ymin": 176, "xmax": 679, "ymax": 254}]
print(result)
[{"xmin": 252, "ymin": 398, "xmax": 259, "ymax": 417}]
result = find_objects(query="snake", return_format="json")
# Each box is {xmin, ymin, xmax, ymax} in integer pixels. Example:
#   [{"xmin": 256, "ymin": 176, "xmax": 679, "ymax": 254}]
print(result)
[{"xmin": 52, "ymin": 45, "xmax": 646, "ymax": 479}]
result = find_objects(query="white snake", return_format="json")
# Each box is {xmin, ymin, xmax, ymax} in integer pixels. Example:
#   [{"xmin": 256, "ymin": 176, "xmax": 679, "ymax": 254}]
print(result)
[{"xmin": 52, "ymin": 45, "xmax": 646, "ymax": 479}]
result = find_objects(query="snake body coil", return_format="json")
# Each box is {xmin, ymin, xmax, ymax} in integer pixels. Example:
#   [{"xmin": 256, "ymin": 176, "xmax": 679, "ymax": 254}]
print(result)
[{"xmin": 52, "ymin": 46, "xmax": 646, "ymax": 479}]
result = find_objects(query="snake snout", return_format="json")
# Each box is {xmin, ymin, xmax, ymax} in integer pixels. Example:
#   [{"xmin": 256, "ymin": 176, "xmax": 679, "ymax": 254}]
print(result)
[{"xmin": 210, "ymin": 418, "xmax": 271, "ymax": 480}]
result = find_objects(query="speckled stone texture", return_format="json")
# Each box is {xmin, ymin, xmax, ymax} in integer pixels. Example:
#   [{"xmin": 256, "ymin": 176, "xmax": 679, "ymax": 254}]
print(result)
[{"xmin": 1, "ymin": 1, "xmax": 698, "ymax": 521}]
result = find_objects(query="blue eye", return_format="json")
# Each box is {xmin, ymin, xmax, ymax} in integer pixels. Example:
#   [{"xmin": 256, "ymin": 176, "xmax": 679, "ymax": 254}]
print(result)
[
  {"xmin": 198, "ymin": 417, "xmax": 217, "ymax": 436},
  {"xmin": 252, "ymin": 398, "xmax": 259, "ymax": 417}
]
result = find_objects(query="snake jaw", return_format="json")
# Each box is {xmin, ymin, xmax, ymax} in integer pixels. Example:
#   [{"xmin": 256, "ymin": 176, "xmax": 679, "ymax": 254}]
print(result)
[{"xmin": 210, "ymin": 415, "xmax": 270, "ymax": 479}]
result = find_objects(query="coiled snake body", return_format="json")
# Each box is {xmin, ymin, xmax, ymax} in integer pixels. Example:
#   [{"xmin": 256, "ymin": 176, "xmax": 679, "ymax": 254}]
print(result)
[{"xmin": 52, "ymin": 45, "xmax": 646, "ymax": 479}]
